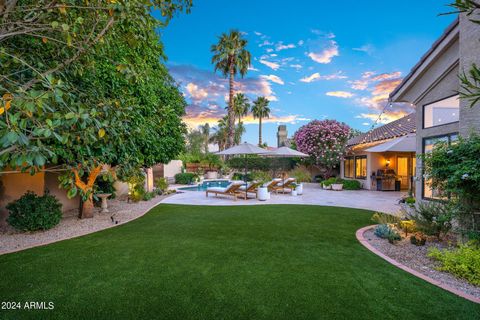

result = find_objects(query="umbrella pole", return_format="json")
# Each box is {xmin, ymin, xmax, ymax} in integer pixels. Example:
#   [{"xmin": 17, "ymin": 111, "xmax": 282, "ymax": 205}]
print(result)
[{"xmin": 244, "ymin": 155, "xmax": 248, "ymax": 200}]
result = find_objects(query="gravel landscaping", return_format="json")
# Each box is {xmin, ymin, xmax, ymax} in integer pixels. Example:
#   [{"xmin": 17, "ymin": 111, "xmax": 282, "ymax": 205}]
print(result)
[
  {"xmin": 364, "ymin": 228, "xmax": 480, "ymax": 299},
  {"xmin": 0, "ymin": 193, "xmax": 174, "ymax": 255}
]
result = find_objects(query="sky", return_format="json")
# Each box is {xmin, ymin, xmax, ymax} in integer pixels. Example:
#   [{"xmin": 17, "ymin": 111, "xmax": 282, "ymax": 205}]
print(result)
[{"xmin": 156, "ymin": 0, "xmax": 457, "ymax": 147}]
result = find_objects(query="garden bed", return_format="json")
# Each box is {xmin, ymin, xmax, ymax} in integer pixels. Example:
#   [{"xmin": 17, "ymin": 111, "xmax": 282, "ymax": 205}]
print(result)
[
  {"xmin": 363, "ymin": 227, "xmax": 480, "ymax": 300},
  {"xmin": 0, "ymin": 193, "xmax": 174, "ymax": 255}
]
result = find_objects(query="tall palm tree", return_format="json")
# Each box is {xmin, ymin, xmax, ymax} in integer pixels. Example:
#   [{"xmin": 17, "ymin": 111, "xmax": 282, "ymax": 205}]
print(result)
[
  {"xmin": 199, "ymin": 123, "xmax": 210, "ymax": 154},
  {"xmin": 251, "ymin": 97, "xmax": 271, "ymax": 146},
  {"xmin": 232, "ymin": 93, "xmax": 250, "ymax": 124},
  {"xmin": 211, "ymin": 30, "xmax": 251, "ymax": 148}
]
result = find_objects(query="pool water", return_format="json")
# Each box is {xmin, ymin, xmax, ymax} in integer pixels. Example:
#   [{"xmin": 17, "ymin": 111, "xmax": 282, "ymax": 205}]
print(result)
[{"xmin": 178, "ymin": 180, "xmax": 232, "ymax": 191}]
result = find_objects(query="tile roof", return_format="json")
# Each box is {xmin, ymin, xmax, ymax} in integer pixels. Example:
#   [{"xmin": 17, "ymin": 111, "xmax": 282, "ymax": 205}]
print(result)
[{"xmin": 347, "ymin": 113, "xmax": 416, "ymax": 147}]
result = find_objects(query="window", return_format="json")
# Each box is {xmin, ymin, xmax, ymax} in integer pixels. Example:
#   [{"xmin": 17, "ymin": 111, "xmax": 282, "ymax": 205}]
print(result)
[
  {"xmin": 422, "ymin": 133, "xmax": 458, "ymax": 199},
  {"xmin": 355, "ymin": 156, "xmax": 367, "ymax": 179},
  {"xmin": 423, "ymin": 95, "xmax": 459, "ymax": 128},
  {"xmin": 344, "ymin": 157, "xmax": 354, "ymax": 178}
]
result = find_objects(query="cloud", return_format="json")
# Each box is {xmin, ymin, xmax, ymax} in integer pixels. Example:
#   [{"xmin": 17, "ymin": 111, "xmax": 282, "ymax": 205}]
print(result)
[
  {"xmin": 300, "ymin": 71, "xmax": 347, "ymax": 83},
  {"xmin": 326, "ymin": 91, "xmax": 354, "ymax": 98},
  {"xmin": 298, "ymin": 40, "xmax": 304, "ymax": 46},
  {"xmin": 290, "ymin": 64, "xmax": 302, "ymax": 70},
  {"xmin": 350, "ymin": 80, "xmax": 369, "ymax": 90},
  {"xmin": 254, "ymin": 31, "xmax": 262, "ymax": 36},
  {"xmin": 353, "ymin": 44, "xmax": 375, "ymax": 55},
  {"xmin": 260, "ymin": 74, "xmax": 284, "ymax": 85},
  {"xmin": 185, "ymin": 82, "xmax": 208, "ymax": 101},
  {"xmin": 259, "ymin": 59, "xmax": 280, "ymax": 70},
  {"xmin": 307, "ymin": 40, "xmax": 339, "ymax": 64},
  {"xmin": 300, "ymin": 72, "xmax": 321, "ymax": 83},
  {"xmin": 259, "ymin": 40, "xmax": 273, "ymax": 47},
  {"xmin": 275, "ymin": 42, "xmax": 296, "ymax": 51},
  {"xmin": 265, "ymin": 48, "xmax": 274, "ymax": 53},
  {"xmin": 248, "ymin": 65, "xmax": 259, "ymax": 72}
]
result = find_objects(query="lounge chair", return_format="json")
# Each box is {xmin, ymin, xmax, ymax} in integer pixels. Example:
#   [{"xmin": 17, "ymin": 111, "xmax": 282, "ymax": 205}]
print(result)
[
  {"xmin": 271, "ymin": 178, "xmax": 296, "ymax": 194},
  {"xmin": 206, "ymin": 181, "xmax": 244, "ymax": 201},
  {"xmin": 237, "ymin": 181, "xmax": 263, "ymax": 199},
  {"xmin": 265, "ymin": 178, "xmax": 282, "ymax": 192}
]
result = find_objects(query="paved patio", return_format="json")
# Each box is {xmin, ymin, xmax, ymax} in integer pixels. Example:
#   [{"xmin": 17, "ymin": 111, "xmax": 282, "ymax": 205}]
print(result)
[{"xmin": 163, "ymin": 183, "xmax": 406, "ymax": 214}]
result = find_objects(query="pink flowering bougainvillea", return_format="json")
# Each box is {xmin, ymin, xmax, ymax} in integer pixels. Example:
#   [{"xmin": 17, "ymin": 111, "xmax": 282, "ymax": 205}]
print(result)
[{"xmin": 293, "ymin": 119, "xmax": 351, "ymax": 178}]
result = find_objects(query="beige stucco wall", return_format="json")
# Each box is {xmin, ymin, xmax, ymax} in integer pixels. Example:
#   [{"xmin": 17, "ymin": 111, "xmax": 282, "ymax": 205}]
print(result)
[
  {"xmin": 163, "ymin": 160, "xmax": 183, "ymax": 178},
  {"xmin": 44, "ymin": 171, "xmax": 79, "ymax": 212},
  {"xmin": 0, "ymin": 171, "xmax": 45, "ymax": 224}
]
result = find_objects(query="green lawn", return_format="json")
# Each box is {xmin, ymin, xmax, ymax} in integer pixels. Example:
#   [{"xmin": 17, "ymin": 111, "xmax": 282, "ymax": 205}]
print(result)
[{"xmin": 1, "ymin": 204, "xmax": 479, "ymax": 319}]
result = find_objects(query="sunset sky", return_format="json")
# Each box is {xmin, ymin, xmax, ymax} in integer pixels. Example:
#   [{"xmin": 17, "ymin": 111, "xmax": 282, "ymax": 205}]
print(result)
[{"xmin": 157, "ymin": 1, "xmax": 456, "ymax": 146}]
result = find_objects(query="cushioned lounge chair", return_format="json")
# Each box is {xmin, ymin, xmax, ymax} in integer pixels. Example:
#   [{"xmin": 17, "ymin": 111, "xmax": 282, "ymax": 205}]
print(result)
[
  {"xmin": 206, "ymin": 181, "xmax": 244, "ymax": 201},
  {"xmin": 237, "ymin": 181, "xmax": 263, "ymax": 199},
  {"xmin": 265, "ymin": 178, "xmax": 283, "ymax": 192},
  {"xmin": 271, "ymin": 177, "xmax": 296, "ymax": 194}
]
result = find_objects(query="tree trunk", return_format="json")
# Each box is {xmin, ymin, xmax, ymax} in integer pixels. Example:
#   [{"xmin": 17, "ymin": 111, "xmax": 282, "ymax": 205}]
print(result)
[
  {"xmin": 227, "ymin": 66, "xmax": 235, "ymax": 148},
  {"xmin": 258, "ymin": 117, "xmax": 262, "ymax": 146},
  {"xmin": 79, "ymin": 195, "xmax": 94, "ymax": 219}
]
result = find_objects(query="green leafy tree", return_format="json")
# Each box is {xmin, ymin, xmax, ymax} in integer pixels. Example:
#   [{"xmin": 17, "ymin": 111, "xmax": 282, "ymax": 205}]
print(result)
[
  {"xmin": 199, "ymin": 123, "xmax": 210, "ymax": 153},
  {"xmin": 210, "ymin": 116, "xmax": 228, "ymax": 151},
  {"xmin": 211, "ymin": 30, "xmax": 251, "ymax": 148},
  {"xmin": 1, "ymin": 1, "xmax": 191, "ymax": 218},
  {"xmin": 251, "ymin": 97, "xmax": 271, "ymax": 146}
]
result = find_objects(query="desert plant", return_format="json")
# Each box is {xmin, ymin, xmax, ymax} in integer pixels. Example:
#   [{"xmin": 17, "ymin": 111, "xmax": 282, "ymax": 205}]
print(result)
[
  {"xmin": 428, "ymin": 242, "xmax": 480, "ymax": 286},
  {"xmin": 387, "ymin": 230, "xmax": 401, "ymax": 244},
  {"xmin": 399, "ymin": 220, "xmax": 416, "ymax": 237},
  {"xmin": 142, "ymin": 191, "xmax": 156, "ymax": 201},
  {"xmin": 289, "ymin": 167, "xmax": 311, "ymax": 183},
  {"xmin": 371, "ymin": 212, "xmax": 401, "ymax": 225},
  {"xmin": 410, "ymin": 201, "xmax": 453, "ymax": 240},
  {"xmin": 374, "ymin": 224, "xmax": 401, "ymax": 243},
  {"xmin": 7, "ymin": 191, "xmax": 62, "ymax": 231}
]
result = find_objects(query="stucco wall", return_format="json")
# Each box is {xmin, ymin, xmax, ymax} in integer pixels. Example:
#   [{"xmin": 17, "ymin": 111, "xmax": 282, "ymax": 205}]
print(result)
[
  {"xmin": 44, "ymin": 171, "xmax": 79, "ymax": 212},
  {"xmin": 0, "ymin": 171, "xmax": 45, "ymax": 224},
  {"xmin": 163, "ymin": 160, "xmax": 183, "ymax": 178}
]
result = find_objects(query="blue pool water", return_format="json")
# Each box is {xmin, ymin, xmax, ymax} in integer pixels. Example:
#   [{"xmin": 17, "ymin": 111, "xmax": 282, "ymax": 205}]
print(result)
[{"xmin": 178, "ymin": 180, "xmax": 232, "ymax": 191}]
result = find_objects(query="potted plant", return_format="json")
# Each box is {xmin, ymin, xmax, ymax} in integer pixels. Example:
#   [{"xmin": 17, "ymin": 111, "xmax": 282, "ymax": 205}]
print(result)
[
  {"xmin": 331, "ymin": 178, "xmax": 344, "ymax": 191},
  {"xmin": 257, "ymin": 185, "xmax": 269, "ymax": 201},
  {"xmin": 291, "ymin": 183, "xmax": 298, "ymax": 196}
]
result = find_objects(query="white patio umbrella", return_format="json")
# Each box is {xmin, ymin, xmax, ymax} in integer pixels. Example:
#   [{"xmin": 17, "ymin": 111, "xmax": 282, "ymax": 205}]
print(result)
[
  {"xmin": 216, "ymin": 142, "xmax": 270, "ymax": 199},
  {"xmin": 267, "ymin": 146, "xmax": 309, "ymax": 193}
]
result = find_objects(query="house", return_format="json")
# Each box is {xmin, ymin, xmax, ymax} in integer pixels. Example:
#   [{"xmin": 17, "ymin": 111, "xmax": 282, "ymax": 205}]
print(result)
[
  {"xmin": 389, "ymin": 16, "xmax": 480, "ymax": 201},
  {"xmin": 341, "ymin": 113, "xmax": 417, "ymax": 192}
]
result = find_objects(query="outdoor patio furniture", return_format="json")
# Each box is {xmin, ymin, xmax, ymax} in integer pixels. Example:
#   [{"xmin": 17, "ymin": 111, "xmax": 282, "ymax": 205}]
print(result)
[
  {"xmin": 271, "ymin": 178, "xmax": 296, "ymax": 194},
  {"xmin": 265, "ymin": 178, "xmax": 282, "ymax": 192},
  {"xmin": 206, "ymin": 181, "xmax": 244, "ymax": 200},
  {"xmin": 237, "ymin": 181, "xmax": 262, "ymax": 199}
]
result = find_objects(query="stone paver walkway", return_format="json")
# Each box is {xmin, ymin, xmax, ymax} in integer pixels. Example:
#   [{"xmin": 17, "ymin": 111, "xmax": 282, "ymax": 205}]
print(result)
[{"xmin": 164, "ymin": 183, "xmax": 406, "ymax": 214}]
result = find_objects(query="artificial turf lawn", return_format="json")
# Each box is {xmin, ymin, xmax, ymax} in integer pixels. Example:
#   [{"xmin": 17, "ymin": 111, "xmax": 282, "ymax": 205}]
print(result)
[{"xmin": 0, "ymin": 204, "xmax": 479, "ymax": 319}]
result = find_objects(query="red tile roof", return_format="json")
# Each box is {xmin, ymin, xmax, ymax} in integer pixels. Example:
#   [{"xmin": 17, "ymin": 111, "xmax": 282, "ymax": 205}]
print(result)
[{"xmin": 347, "ymin": 113, "xmax": 416, "ymax": 147}]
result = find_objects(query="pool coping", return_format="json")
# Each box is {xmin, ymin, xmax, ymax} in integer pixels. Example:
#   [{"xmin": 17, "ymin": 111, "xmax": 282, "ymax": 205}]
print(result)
[{"xmin": 356, "ymin": 225, "xmax": 480, "ymax": 304}]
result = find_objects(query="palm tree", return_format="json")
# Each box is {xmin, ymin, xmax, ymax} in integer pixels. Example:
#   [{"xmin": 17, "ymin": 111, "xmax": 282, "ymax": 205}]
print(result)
[
  {"xmin": 232, "ymin": 93, "xmax": 250, "ymax": 124},
  {"xmin": 234, "ymin": 121, "xmax": 246, "ymax": 145},
  {"xmin": 251, "ymin": 97, "xmax": 271, "ymax": 146},
  {"xmin": 211, "ymin": 30, "xmax": 251, "ymax": 148},
  {"xmin": 210, "ymin": 117, "xmax": 228, "ymax": 151},
  {"xmin": 199, "ymin": 123, "xmax": 210, "ymax": 154}
]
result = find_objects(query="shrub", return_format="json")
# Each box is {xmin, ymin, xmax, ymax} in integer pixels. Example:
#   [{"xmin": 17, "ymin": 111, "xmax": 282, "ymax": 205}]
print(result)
[
  {"xmin": 374, "ymin": 224, "xmax": 401, "ymax": 243},
  {"xmin": 321, "ymin": 177, "xmax": 338, "ymax": 187},
  {"xmin": 289, "ymin": 167, "xmax": 311, "ymax": 183},
  {"xmin": 342, "ymin": 179, "xmax": 361, "ymax": 190},
  {"xmin": 399, "ymin": 220, "xmax": 416, "ymax": 237},
  {"xmin": 142, "ymin": 191, "xmax": 156, "ymax": 201},
  {"xmin": 428, "ymin": 242, "xmax": 480, "ymax": 286},
  {"xmin": 410, "ymin": 201, "xmax": 453, "ymax": 240},
  {"xmin": 7, "ymin": 191, "xmax": 62, "ymax": 231},
  {"xmin": 405, "ymin": 197, "xmax": 416, "ymax": 205},
  {"xmin": 174, "ymin": 173, "xmax": 196, "ymax": 184},
  {"xmin": 250, "ymin": 171, "xmax": 272, "ymax": 184},
  {"xmin": 130, "ymin": 184, "xmax": 146, "ymax": 202},
  {"xmin": 155, "ymin": 177, "xmax": 169, "ymax": 192},
  {"xmin": 410, "ymin": 234, "xmax": 426, "ymax": 246}
]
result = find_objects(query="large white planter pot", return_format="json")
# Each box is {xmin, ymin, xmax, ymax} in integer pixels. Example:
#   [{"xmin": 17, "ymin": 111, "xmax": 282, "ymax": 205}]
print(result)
[
  {"xmin": 297, "ymin": 183, "xmax": 303, "ymax": 195},
  {"xmin": 322, "ymin": 184, "xmax": 331, "ymax": 190},
  {"xmin": 206, "ymin": 171, "xmax": 218, "ymax": 179},
  {"xmin": 291, "ymin": 190, "xmax": 298, "ymax": 196},
  {"xmin": 258, "ymin": 187, "xmax": 269, "ymax": 201},
  {"xmin": 332, "ymin": 183, "xmax": 343, "ymax": 191}
]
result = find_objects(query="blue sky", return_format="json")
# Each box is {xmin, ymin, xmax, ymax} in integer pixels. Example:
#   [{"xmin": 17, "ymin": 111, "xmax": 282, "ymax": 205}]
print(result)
[{"xmin": 156, "ymin": 1, "xmax": 456, "ymax": 146}]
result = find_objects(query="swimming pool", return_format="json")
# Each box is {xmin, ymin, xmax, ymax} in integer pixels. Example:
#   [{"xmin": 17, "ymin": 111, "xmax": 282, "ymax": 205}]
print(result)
[{"xmin": 178, "ymin": 180, "xmax": 232, "ymax": 191}]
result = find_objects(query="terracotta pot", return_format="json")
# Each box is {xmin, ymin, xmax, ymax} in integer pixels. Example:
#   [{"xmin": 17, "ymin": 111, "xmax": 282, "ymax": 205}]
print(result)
[{"xmin": 79, "ymin": 196, "xmax": 94, "ymax": 219}]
